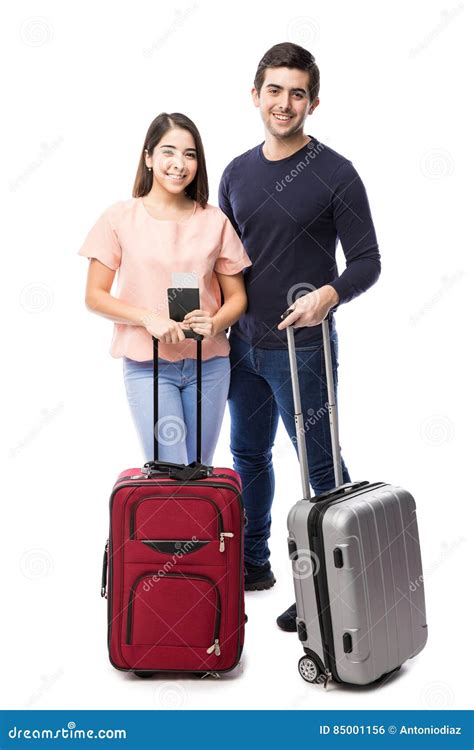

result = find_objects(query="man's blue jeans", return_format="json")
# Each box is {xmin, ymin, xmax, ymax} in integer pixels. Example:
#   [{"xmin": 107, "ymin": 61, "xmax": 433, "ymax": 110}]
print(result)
[{"xmin": 228, "ymin": 327, "xmax": 351, "ymax": 566}]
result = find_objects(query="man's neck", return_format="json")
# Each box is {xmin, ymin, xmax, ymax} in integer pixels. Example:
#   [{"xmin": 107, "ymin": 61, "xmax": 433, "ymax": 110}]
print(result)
[{"xmin": 262, "ymin": 131, "xmax": 311, "ymax": 161}]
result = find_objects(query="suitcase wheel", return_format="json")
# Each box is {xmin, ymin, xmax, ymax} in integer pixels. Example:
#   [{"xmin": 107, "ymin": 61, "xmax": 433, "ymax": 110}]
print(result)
[
  {"xmin": 298, "ymin": 656, "xmax": 321, "ymax": 684},
  {"xmin": 133, "ymin": 671, "xmax": 155, "ymax": 678}
]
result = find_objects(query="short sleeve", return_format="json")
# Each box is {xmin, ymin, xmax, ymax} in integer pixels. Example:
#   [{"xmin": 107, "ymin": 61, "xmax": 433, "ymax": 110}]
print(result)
[
  {"xmin": 214, "ymin": 214, "xmax": 252, "ymax": 275},
  {"xmin": 77, "ymin": 203, "xmax": 123, "ymax": 271}
]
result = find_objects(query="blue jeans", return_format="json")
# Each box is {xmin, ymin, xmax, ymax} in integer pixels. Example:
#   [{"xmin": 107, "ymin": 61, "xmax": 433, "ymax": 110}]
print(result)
[
  {"xmin": 228, "ymin": 329, "xmax": 351, "ymax": 566},
  {"xmin": 123, "ymin": 355, "xmax": 231, "ymax": 464}
]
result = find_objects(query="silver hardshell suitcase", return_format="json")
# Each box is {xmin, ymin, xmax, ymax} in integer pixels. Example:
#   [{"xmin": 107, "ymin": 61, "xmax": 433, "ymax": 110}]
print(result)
[{"xmin": 285, "ymin": 317, "xmax": 428, "ymax": 687}]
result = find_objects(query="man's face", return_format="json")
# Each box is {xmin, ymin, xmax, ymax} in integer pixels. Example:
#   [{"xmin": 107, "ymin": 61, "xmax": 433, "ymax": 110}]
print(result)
[{"xmin": 252, "ymin": 67, "xmax": 319, "ymax": 139}]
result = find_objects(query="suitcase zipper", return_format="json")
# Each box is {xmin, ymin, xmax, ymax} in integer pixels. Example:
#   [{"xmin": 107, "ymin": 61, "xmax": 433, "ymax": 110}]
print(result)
[
  {"xmin": 219, "ymin": 532, "xmax": 234, "ymax": 552},
  {"xmin": 126, "ymin": 571, "xmax": 222, "ymax": 653}
]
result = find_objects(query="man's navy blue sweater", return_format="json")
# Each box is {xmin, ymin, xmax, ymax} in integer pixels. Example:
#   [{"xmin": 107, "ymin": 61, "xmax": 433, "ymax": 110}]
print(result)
[{"xmin": 218, "ymin": 137, "xmax": 381, "ymax": 348}]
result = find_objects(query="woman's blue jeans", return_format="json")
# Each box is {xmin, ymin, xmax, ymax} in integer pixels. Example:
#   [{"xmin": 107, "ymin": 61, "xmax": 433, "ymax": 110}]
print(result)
[{"xmin": 123, "ymin": 355, "xmax": 231, "ymax": 465}]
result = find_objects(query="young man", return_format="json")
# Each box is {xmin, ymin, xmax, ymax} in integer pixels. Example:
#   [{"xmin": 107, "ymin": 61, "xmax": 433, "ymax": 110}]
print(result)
[{"xmin": 218, "ymin": 43, "xmax": 381, "ymax": 631}]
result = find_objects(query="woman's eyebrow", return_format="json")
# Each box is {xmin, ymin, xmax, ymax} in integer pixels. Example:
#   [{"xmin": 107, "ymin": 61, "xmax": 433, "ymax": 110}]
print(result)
[{"xmin": 159, "ymin": 144, "xmax": 196, "ymax": 152}]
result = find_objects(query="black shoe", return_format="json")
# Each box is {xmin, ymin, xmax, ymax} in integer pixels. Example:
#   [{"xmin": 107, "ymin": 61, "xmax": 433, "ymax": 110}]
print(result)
[
  {"xmin": 276, "ymin": 602, "xmax": 297, "ymax": 631},
  {"xmin": 244, "ymin": 561, "xmax": 276, "ymax": 591}
]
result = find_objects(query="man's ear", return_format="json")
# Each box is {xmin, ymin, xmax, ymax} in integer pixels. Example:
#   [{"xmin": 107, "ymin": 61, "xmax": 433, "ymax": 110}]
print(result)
[
  {"xmin": 308, "ymin": 97, "xmax": 320, "ymax": 115},
  {"xmin": 251, "ymin": 86, "xmax": 260, "ymax": 108}
]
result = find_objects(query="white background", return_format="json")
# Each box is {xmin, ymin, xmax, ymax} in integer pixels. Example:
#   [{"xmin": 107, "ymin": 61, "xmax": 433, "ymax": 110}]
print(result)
[{"xmin": 1, "ymin": 0, "xmax": 472, "ymax": 712}]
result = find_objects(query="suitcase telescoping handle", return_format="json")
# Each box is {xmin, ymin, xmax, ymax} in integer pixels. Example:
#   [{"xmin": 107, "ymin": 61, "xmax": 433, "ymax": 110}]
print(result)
[
  {"xmin": 142, "ymin": 333, "xmax": 213, "ymax": 480},
  {"xmin": 282, "ymin": 311, "xmax": 343, "ymax": 501}
]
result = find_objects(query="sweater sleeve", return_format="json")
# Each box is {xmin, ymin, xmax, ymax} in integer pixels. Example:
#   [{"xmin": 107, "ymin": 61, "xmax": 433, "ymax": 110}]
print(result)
[
  {"xmin": 218, "ymin": 161, "xmax": 242, "ymax": 238},
  {"xmin": 329, "ymin": 161, "xmax": 381, "ymax": 305}
]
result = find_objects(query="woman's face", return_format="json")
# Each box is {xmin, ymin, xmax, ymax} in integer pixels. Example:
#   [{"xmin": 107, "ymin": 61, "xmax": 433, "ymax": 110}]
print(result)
[{"xmin": 145, "ymin": 127, "xmax": 198, "ymax": 197}]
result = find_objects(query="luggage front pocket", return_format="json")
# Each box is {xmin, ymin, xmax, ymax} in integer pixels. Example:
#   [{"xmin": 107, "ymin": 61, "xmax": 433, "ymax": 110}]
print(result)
[
  {"xmin": 126, "ymin": 571, "xmax": 222, "ymax": 655},
  {"xmin": 130, "ymin": 495, "xmax": 234, "ymax": 552}
]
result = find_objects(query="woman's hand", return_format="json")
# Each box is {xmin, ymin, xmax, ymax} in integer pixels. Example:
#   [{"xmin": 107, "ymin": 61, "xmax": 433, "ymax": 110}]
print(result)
[
  {"xmin": 143, "ymin": 313, "xmax": 186, "ymax": 344},
  {"xmin": 183, "ymin": 309, "xmax": 215, "ymax": 339}
]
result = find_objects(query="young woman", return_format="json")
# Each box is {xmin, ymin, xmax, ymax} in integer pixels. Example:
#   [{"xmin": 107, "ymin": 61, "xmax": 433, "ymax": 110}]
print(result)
[{"xmin": 78, "ymin": 112, "xmax": 251, "ymax": 464}]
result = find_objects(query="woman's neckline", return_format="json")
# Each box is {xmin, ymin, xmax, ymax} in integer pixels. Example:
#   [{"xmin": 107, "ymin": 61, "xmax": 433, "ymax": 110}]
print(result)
[{"xmin": 139, "ymin": 196, "xmax": 198, "ymax": 224}]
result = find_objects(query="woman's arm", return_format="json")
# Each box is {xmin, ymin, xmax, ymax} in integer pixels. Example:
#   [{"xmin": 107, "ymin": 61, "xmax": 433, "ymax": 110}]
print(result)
[
  {"xmin": 212, "ymin": 271, "xmax": 248, "ymax": 335},
  {"xmin": 183, "ymin": 272, "xmax": 248, "ymax": 338},
  {"xmin": 84, "ymin": 259, "xmax": 185, "ymax": 343},
  {"xmin": 85, "ymin": 259, "xmax": 150, "ymax": 325}
]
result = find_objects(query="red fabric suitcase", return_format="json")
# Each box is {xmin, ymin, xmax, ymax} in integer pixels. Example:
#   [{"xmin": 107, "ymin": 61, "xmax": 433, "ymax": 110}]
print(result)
[{"xmin": 101, "ymin": 335, "xmax": 245, "ymax": 677}]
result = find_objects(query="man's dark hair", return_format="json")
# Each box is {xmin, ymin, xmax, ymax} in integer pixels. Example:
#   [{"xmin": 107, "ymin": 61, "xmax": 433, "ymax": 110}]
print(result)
[{"xmin": 254, "ymin": 42, "xmax": 320, "ymax": 102}]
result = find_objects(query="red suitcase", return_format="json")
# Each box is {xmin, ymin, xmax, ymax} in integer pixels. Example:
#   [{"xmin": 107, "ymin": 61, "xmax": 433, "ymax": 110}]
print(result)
[{"xmin": 101, "ymin": 335, "xmax": 245, "ymax": 677}]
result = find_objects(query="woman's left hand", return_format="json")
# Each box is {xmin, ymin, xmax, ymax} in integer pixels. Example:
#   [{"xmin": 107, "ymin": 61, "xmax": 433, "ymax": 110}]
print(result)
[{"xmin": 183, "ymin": 309, "xmax": 216, "ymax": 338}]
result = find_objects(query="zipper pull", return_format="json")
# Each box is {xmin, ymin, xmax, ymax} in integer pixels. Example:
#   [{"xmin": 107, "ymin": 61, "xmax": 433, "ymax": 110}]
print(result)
[
  {"xmin": 206, "ymin": 639, "xmax": 221, "ymax": 656},
  {"xmin": 219, "ymin": 532, "xmax": 234, "ymax": 552}
]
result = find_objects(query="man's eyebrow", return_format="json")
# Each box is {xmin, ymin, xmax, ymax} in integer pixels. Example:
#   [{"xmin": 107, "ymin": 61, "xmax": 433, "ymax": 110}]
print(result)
[{"xmin": 265, "ymin": 83, "xmax": 308, "ymax": 95}]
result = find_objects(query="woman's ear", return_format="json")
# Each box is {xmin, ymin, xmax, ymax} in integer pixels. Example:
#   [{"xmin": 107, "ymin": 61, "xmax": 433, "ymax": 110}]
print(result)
[{"xmin": 144, "ymin": 149, "xmax": 151, "ymax": 168}]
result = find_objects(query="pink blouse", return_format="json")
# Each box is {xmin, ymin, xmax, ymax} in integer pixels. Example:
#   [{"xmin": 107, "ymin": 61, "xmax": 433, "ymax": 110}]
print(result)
[{"xmin": 78, "ymin": 198, "xmax": 252, "ymax": 361}]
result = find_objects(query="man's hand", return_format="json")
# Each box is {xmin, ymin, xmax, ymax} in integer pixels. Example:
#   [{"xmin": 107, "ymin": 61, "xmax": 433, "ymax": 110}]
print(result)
[
  {"xmin": 277, "ymin": 285, "xmax": 340, "ymax": 330},
  {"xmin": 183, "ymin": 309, "xmax": 215, "ymax": 339}
]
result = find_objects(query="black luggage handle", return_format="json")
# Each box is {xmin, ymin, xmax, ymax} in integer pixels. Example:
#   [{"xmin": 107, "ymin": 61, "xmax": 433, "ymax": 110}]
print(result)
[
  {"xmin": 143, "ymin": 460, "xmax": 213, "ymax": 481},
  {"xmin": 141, "ymin": 333, "xmax": 213, "ymax": 480}
]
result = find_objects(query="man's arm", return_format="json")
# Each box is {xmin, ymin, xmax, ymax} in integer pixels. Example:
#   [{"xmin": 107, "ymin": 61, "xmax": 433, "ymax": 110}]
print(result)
[
  {"xmin": 279, "ymin": 160, "xmax": 380, "ymax": 330},
  {"xmin": 218, "ymin": 162, "xmax": 242, "ymax": 238},
  {"xmin": 328, "ymin": 160, "xmax": 381, "ymax": 305}
]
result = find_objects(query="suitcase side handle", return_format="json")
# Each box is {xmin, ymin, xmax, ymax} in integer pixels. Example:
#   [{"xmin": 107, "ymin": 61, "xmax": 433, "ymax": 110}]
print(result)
[{"xmin": 282, "ymin": 311, "xmax": 344, "ymax": 500}]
